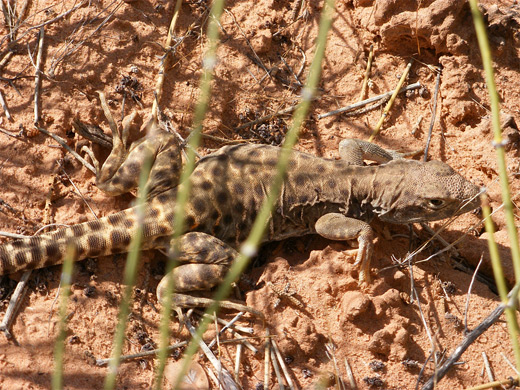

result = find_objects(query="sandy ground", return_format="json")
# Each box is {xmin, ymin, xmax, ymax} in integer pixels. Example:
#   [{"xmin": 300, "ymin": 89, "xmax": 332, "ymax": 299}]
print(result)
[{"xmin": 1, "ymin": 0, "xmax": 520, "ymax": 389}]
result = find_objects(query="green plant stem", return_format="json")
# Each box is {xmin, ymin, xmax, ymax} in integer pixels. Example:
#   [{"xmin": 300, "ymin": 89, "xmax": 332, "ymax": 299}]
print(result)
[
  {"xmin": 173, "ymin": 0, "xmax": 336, "ymax": 388},
  {"xmin": 51, "ymin": 245, "xmax": 75, "ymax": 390},
  {"xmin": 153, "ymin": 0, "xmax": 226, "ymax": 387},
  {"xmin": 470, "ymin": 0, "xmax": 520, "ymax": 372},
  {"xmin": 103, "ymin": 155, "xmax": 152, "ymax": 390}
]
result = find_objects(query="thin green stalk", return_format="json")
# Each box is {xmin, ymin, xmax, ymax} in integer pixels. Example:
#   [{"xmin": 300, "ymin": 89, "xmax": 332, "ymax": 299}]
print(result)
[
  {"xmin": 470, "ymin": 0, "xmax": 520, "ymax": 372},
  {"xmin": 103, "ymin": 153, "xmax": 153, "ymax": 390},
  {"xmin": 481, "ymin": 194, "xmax": 520, "ymax": 368},
  {"xmin": 153, "ymin": 0, "xmax": 226, "ymax": 387},
  {"xmin": 173, "ymin": 0, "xmax": 336, "ymax": 388},
  {"xmin": 51, "ymin": 245, "xmax": 75, "ymax": 390}
]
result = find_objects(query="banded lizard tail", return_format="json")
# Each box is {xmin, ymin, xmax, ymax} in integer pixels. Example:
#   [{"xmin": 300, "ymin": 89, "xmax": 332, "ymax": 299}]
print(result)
[{"xmin": 0, "ymin": 115, "xmax": 481, "ymax": 312}]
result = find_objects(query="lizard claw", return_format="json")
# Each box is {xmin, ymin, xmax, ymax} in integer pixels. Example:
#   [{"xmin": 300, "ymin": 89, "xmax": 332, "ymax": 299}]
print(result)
[{"xmin": 352, "ymin": 236, "xmax": 374, "ymax": 284}]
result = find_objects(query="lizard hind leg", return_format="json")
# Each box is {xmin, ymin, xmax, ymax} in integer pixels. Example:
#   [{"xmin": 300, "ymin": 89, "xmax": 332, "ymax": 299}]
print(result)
[{"xmin": 156, "ymin": 232, "xmax": 263, "ymax": 317}]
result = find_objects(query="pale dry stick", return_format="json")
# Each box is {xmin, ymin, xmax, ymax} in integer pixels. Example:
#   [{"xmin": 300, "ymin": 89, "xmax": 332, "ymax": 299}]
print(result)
[
  {"xmin": 272, "ymin": 338, "xmax": 295, "ymax": 390},
  {"xmin": 264, "ymin": 329, "xmax": 271, "ymax": 390},
  {"xmin": 325, "ymin": 341, "xmax": 344, "ymax": 390},
  {"xmin": 0, "ymin": 51, "xmax": 13, "ymax": 69},
  {"xmin": 36, "ymin": 126, "xmax": 96, "ymax": 173},
  {"xmin": 359, "ymin": 44, "xmax": 374, "ymax": 101},
  {"xmin": 291, "ymin": 0, "xmax": 305, "ymax": 20},
  {"xmin": 33, "ymin": 26, "xmax": 44, "ymax": 125},
  {"xmin": 0, "ymin": 269, "xmax": 31, "ymax": 338},
  {"xmin": 0, "ymin": 0, "xmax": 14, "ymax": 41},
  {"xmin": 235, "ymin": 105, "xmax": 298, "ymax": 131},
  {"xmin": 184, "ymin": 318, "xmax": 240, "ymax": 390},
  {"xmin": 95, "ymin": 341, "xmax": 188, "ymax": 366},
  {"xmin": 343, "ymin": 95, "xmax": 389, "ymax": 117},
  {"xmin": 0, "ymin": 231, "xmax": 26, "ymax": 239},
  {"xmin": 368, "ymin": 59, "xmax": 413, "ymax": 141},
  {"xmin": 151, "ymin": 0, "xmax": 182, "ymax": 122},
  {"xmin": 465, "ymin": 377, "xmax": 520, "ymax": 390},
  {"xmin": 218, "ymin": 336, "xmax": 260, "ymax": 353},
  {"xmin": 344, "ymin": 357, "xmax": 357, "ymax": 390},
  {"xmin": 0, "ymin": 90, "xmax": 12, "ymax": 120},
  {"xmin": 205, "ymin": 367, "xmax": 222, "ymax": 389},
  {"xmin": 464, "ymin": 254, "xmax": 484, "ymax": 333},
  {"xmin": 500, "ymin": 352, "xmax": 520, "ymax": 376},
  {"xmin": 423, "ymin": 66, "xmax": 441, "ymax": 162},
  {"xmin": 234, "ymin": 332, "xmax": 242, "ymax": 382},
  {"xmin": 408, "ymin": 255, "xmax": 440, "ymax": 386},
  {"xmin": 411, "ymin": 115, "xmax": 423, "ymax": 135},
  {"xmin": 12, "ymin": 0, "xmax": 30, "ymax": 36},
  {"xmin": 197, "ymin": 310, "xmax": 254, "ymax": 334},
  {"xmin": 270, "ymin": 346, "xmax": 285, "ymax": 390},
  {"xmin": 207, "ymin": 312, "xmax": 244, "ymax": 349},
  {"xmin": 318, "ymin": 82, "xmax": 421, "ymax": 119},
  {"xmin": 481, "ymin": 352, "xmax": 496, "ymax": 387}
]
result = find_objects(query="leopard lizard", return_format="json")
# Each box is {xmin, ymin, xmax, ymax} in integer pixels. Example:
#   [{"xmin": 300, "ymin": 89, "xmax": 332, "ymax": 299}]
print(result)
[{"xmin": 0, "ymin": 112, "xmax": 481, "ymax": 311}]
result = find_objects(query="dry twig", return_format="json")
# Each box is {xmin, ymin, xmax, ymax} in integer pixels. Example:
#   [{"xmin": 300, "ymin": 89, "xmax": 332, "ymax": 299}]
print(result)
[
  {"xmin": 359, "ymin": 45, "xmax": 374, "ymax": 101},
  {"xmin": 33, "ymin": 26, "xmax": 44, "ymax": 125},
  {"xmin": 318, "ymin": 82, "xmax": 421, "ymax": 119},
  {"xmin": 368, "ymin": 59, "xmax": 413, "ymax": 141}
]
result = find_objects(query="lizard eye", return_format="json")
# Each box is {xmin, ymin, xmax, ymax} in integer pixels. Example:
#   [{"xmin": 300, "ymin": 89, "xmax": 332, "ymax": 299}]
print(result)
[{"xmin": 428, "ymin": 199, "xmax": 445, "ymax": 208}]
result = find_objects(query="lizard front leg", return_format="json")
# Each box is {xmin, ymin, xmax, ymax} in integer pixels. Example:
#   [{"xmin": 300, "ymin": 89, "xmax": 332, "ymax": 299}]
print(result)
[
  {"xmin": 156, "ymin": 232, "xmax": 263, "ymax": 318},
  {"xmin": 338, "ymin": 138, "xmax": 403, "ymax": 165},
  {"xmin": 82, "ymin": 92, "xmax": 183, "ymax": 198},
  {"xmin": 315, "ymin": 213, "xmax": 375, "ymax": 283}
]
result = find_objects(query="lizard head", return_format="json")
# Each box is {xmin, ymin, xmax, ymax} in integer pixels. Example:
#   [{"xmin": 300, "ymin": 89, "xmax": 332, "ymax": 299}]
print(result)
[{"xmin": 377, "ymin": 160, "xmax": 482, "ymax": 224}]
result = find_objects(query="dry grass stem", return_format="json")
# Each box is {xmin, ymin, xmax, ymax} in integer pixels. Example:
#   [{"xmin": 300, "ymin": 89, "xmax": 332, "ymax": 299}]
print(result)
[
  {"xmin": 33, "ymin": 26, "xmax": 44, "ymax": 125},
  {"xmin": 151, "ymin": 0, "xmax": 182, "ymax": 121},
  {"xmin": 272, "ymin": 338, "xmax": 295, "ymax": 390},
  {"xmin": 368, "ymin": 59, "xmax": 413, "ymax": 141},
  {"xmin": 0, "ymin": 89, "xmax": 12, "ymax": 120},
  {"xmin": 184, "ymin": 318, "xmax": 240, "ymax": 390},
  {"xmin": 464, "ymin": 254, "xmax": 484, "ymax": 333},
  {"xmin": 264, "ymin": 330, "xmax": 271, "ymax": 390},
  {"xmin": 344, "ymin": 358, "xmax": 357, "ymax": 390},
  {"xmin": 270, "ymin": 346, "xmax": 285, "ymax": 390},
  {"xmin": 359, "ymin": 44, "xmax": 374, "ymax": 101},
  {"xmin": 423, "ymin": 66, "xmax": 441, "ymax": 162}
]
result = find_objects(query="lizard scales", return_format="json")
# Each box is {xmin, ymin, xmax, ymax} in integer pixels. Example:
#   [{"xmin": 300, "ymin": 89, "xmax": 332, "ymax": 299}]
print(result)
[{"xmin": 0, "ymin": 137, "xmax": 481, "ymax": 297}]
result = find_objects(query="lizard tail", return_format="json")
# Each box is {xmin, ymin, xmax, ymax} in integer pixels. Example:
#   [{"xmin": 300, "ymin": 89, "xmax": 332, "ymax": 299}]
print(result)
[{"xmin": 0, "ymin": 205, "xmax": 172, "ymax": 275}]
